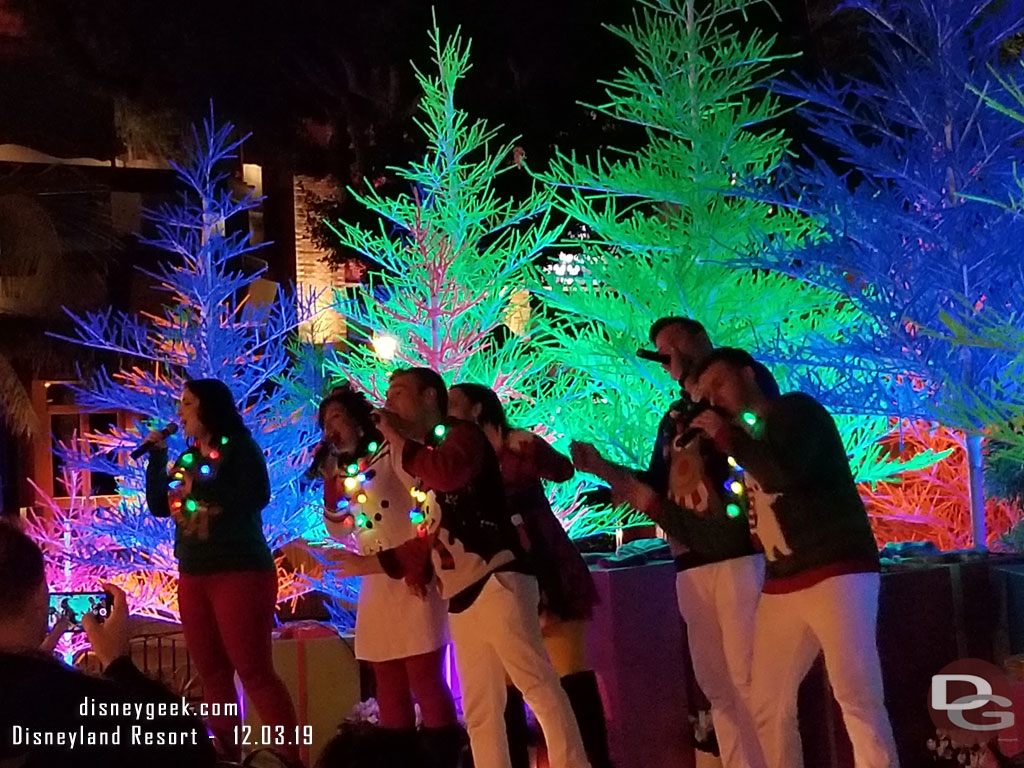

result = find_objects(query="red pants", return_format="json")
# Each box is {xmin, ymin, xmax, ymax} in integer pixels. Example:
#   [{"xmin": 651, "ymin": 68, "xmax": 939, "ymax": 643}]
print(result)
[
  {"xmin": 178, "ymin": 569, "xmax": 300, "ymax": 762},
  {"xmin": 371, "ymin": 647, "xmax": 457, "ymax": 730}
]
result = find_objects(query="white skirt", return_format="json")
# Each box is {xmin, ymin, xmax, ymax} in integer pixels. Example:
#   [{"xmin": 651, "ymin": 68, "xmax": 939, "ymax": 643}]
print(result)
[{"xmin": 353, "ymin": 573, "xmax": 449, "ymax": 662}]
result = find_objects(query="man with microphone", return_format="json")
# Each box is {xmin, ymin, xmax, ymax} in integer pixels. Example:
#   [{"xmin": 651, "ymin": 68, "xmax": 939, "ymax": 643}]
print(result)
[
  {"xmin": 570, "ymin": 317, "xmax": 772, "ymax": 768},
  {"xmin": 324, "ymin": 368, "xmax": 592, "ymax": 768}
]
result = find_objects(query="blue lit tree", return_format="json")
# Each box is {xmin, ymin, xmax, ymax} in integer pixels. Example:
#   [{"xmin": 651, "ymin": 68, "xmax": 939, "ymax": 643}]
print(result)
[
  {"xmin": 25, "ymin": 113, "xmax": 326, "ymax": 620},
  {"xmin": 736, "ymin": 0, "xmax": 1024, "ymax": 545}
]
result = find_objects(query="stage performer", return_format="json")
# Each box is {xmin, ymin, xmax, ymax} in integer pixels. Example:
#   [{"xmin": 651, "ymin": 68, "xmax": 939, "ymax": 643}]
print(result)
[
  {"xmin": 327, "ymin": 368, "xmax": 592, "ymax": 768},
  {"xmin": 144, "ymin": 379, "xmax": 301, "ymax": 766},
  {"xmin": 690, "ymin": 348, "xmax": 897, "ymax": 768},
  {"xmin": 307, "ymin": 385, "xmax": 461, "ymax": 766},
  {"xmin": 448, "ymin": 383, "xmax": 611, "ymax": 768},
  {"xmin": 571, "ymin": 317, "xmax": 769, "ymax": 768}
]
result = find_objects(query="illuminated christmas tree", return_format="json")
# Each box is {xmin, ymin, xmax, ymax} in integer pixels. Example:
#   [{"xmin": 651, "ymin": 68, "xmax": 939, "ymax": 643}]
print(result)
[
  {"xmin": 319, "ymin": 24, "xmax": 576, "ymax": 469},
  {"xmin": 24, "ymin": 113, "xmax": 323, "ymax": 623},
  {"xmin": 735, "ymin": 0, "xmax": 1024, "ymax": 545},
  {"xmin": 535, "ymin": 0, "xmax": 936, "ymax": 532}
]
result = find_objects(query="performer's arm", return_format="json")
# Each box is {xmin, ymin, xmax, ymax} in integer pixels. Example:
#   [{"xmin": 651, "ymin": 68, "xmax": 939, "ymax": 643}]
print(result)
[
  {"xmin": 402, "ymin": 422, "xmax": 487, "ymax": 492},
  {"xmin": 211, "ymin": 434, "xmax": 272, "ymax": 512},
  {"xmin": 145, "ymin": 448, "xmax": 172, "ymax": 518},
  {"xmin": 512, "ymin": 431, "xmax": 575, "ymax": 483},
  {"xmin": 710, "ymin": 395, "xmax": 830, "ymax": 493}
]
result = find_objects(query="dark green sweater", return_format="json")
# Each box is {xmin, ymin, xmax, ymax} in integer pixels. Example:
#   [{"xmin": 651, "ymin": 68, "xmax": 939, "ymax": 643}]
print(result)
[
  {"xmin": 145, "ymin": 432, "xmax": 275, "ymax": 574},
  {"xmin": 638, "ymin": 398, "xmax": 757, "ymax": 569},
  {"xmin": 713, "ymin": 393, "xmax": 880, "ymax": 590}
]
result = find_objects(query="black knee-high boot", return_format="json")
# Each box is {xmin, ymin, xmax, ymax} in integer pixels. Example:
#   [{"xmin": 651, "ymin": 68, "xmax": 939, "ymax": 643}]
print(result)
[
  {"xmin": 561, "ymin": 670, "xmax": 615, "ymax": 768},
  {"xmin": 504, "ymin": 685, "xmax": 531, "ymax": 768},
  {"xmin": 420, "ymin": 723, "xmax": 469, "ymax": 768}
]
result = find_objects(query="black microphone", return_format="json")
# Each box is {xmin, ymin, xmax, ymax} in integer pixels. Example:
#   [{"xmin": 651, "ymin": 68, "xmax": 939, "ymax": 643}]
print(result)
[
  {"xmin": 305, "ymin": 440, "xmax": 333, "ymax": 480},
  {"xmin": 637, "ymin": 348, "xmax": 671, "ymax": 365},
  {"xmin": 674, "ymin": 401, "xmax": 711, "ymax": 449},
  {"xmin": 130, "ymin": 424, "xmax": 178, "ymax": 460},
  {"xmin": 673, "ymin": 401, "xmax": 733, "ymax": 449}
]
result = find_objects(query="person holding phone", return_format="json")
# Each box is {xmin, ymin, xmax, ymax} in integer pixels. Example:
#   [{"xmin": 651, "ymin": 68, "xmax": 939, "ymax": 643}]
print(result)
[
  {"xmin": 0, "ymin": 520, "xmax": 216, "ymax": 767},
  {"xmin": 143, "ymin": 378, "xmax": 300, "ymax": 765},
  {"xmin": 304, "ymin": 385, "xmax": 460, "ymax": 766}
]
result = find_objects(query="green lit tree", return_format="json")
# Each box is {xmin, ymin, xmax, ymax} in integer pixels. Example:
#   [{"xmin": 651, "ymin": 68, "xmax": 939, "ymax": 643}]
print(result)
[
  {"xmin": 535, "ymin": 0, "xmax": 936, "ymax": 529},
  {"xmin": 320, "ymin": 25, "xmax": 598, "ymax": 535}
]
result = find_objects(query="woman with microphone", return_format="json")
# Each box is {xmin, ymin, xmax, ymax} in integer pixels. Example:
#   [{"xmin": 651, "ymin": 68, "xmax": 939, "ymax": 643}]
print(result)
[
  {"xmin": 143, "ymin": 378, "xmax": 301, "ymax": 766},
  {"xmin": 306, "ymin": 385, "xmax": 460, "ymax": 766}
]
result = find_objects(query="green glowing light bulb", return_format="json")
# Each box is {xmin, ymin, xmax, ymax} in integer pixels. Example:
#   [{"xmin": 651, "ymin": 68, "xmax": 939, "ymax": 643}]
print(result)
[
  {"xmin": 726, "ymin": 503, "xmax": 741, "ymax": 518},
  {"xmin": 433, "ymin": 424, "xmax": 447, "ymax": 439}
]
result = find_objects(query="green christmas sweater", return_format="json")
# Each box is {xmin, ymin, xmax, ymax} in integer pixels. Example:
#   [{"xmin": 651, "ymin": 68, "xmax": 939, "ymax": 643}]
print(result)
[{"xmin": 145, "ymin": 431, "xmax": 275, "ymax": 575}]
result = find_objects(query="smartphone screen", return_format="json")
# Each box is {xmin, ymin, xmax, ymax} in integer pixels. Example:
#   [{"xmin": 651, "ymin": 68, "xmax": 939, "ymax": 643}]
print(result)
[{"xmin": 48, "ymin": 591, "xmax": 111, "ymax": 633}]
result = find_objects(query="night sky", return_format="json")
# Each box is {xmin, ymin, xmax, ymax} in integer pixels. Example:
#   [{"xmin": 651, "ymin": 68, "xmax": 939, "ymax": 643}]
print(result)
[{"xmin": 3, "ymin": 0, "xmax": 867, "ymax": 172}]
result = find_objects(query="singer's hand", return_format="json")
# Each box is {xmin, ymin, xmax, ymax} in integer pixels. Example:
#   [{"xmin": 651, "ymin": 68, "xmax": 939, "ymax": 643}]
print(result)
[
  {"xmin": 373, "ymin": 409, "xmax": 406, "ymax": 447},
  {"xmin": 691, "ymin": 410, "xmax": 729, "ymax": 441},
  {"xmin": 145, "ymin": 429, "xmax": 168, "ymax": 452}
]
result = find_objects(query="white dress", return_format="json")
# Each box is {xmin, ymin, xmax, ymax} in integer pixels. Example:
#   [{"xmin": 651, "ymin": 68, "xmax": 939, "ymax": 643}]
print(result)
[{"xmin": 324, "ymin": 444, "xmax": 448, "ymax": 663}]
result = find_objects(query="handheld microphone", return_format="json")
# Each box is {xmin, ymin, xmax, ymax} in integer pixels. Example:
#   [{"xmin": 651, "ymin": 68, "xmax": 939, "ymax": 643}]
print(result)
[
  {"xmin": 130, "ymin": 424, "xmax": 178, "ymax": 460},
  {"xmin": 673, "ymin": 401, "xmax": 733, "ymax": 449},
  {"xmin": 637, "ymin": 348, "xmax": 671, "ymax": 365},
  {"xmin": 305, "ymin": 440, "xmax": 334, "ymax": 480},
  {"xmin": 674, "ymin": 401, "xmax": 711, "ymax": 449}
]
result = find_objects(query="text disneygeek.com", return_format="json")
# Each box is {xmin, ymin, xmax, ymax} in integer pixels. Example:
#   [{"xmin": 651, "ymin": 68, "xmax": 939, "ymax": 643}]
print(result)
[{"xmin": 7, "ymin": 696, "xmax": 239, "ymax": 749}]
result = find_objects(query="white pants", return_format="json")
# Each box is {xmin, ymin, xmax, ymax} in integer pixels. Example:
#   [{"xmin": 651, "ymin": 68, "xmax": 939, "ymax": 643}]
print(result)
[
  {"xmin": 449, "ymin": 571, "xmax": 591, "ymax": 768},
  {"xmin": 677, "ymin": 555, "xmax": 767, "ymax": 768},
  {"xmin": 749, "ymin": 572, "xmax": 898, "ymax": 768}
]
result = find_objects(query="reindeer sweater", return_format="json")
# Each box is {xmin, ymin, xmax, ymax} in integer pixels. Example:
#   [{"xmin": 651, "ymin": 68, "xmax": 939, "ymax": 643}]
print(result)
[{"xmin": 710, "ymin": 392, "xmax": 880, "ymax": 593}]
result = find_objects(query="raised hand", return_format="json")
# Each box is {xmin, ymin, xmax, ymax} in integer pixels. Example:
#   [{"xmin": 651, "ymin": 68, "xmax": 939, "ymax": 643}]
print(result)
[{"xmin": 570, "ymin": 440, "xmax": 608, "ymax": 477}]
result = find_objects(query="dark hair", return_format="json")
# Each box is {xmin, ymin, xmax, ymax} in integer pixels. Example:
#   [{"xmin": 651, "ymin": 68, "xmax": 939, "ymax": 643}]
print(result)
[
  {"xmin": 648, "ymin": 316, "xmax": 709, "ymax": 345},
  {"xmin": 450, "ymin": 383, "xmax": 511, "ymax": 434},
  {"xmin": 184, "ymin": 379, "xmax": 248, "ymax": 441},
  {"xmin": 0, "ymin": 520, "xmax": 45, "ymax": 618},
  {"xmin": 692, "ymin": 347, "xmax": 760, "ymax": 381},
  {"xmin": 317, "ymin": 385, "xmax": 383, "ymax": 459},
  {"xmin": 391, "ymin": 367, "xmax": 448, "ymax": 415}
]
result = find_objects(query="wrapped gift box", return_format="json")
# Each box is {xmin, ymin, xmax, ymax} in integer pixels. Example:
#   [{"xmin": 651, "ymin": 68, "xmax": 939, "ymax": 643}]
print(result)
[{"xmin": 238, "ymin": 621, "xmax": 360, "ymax": 766}]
